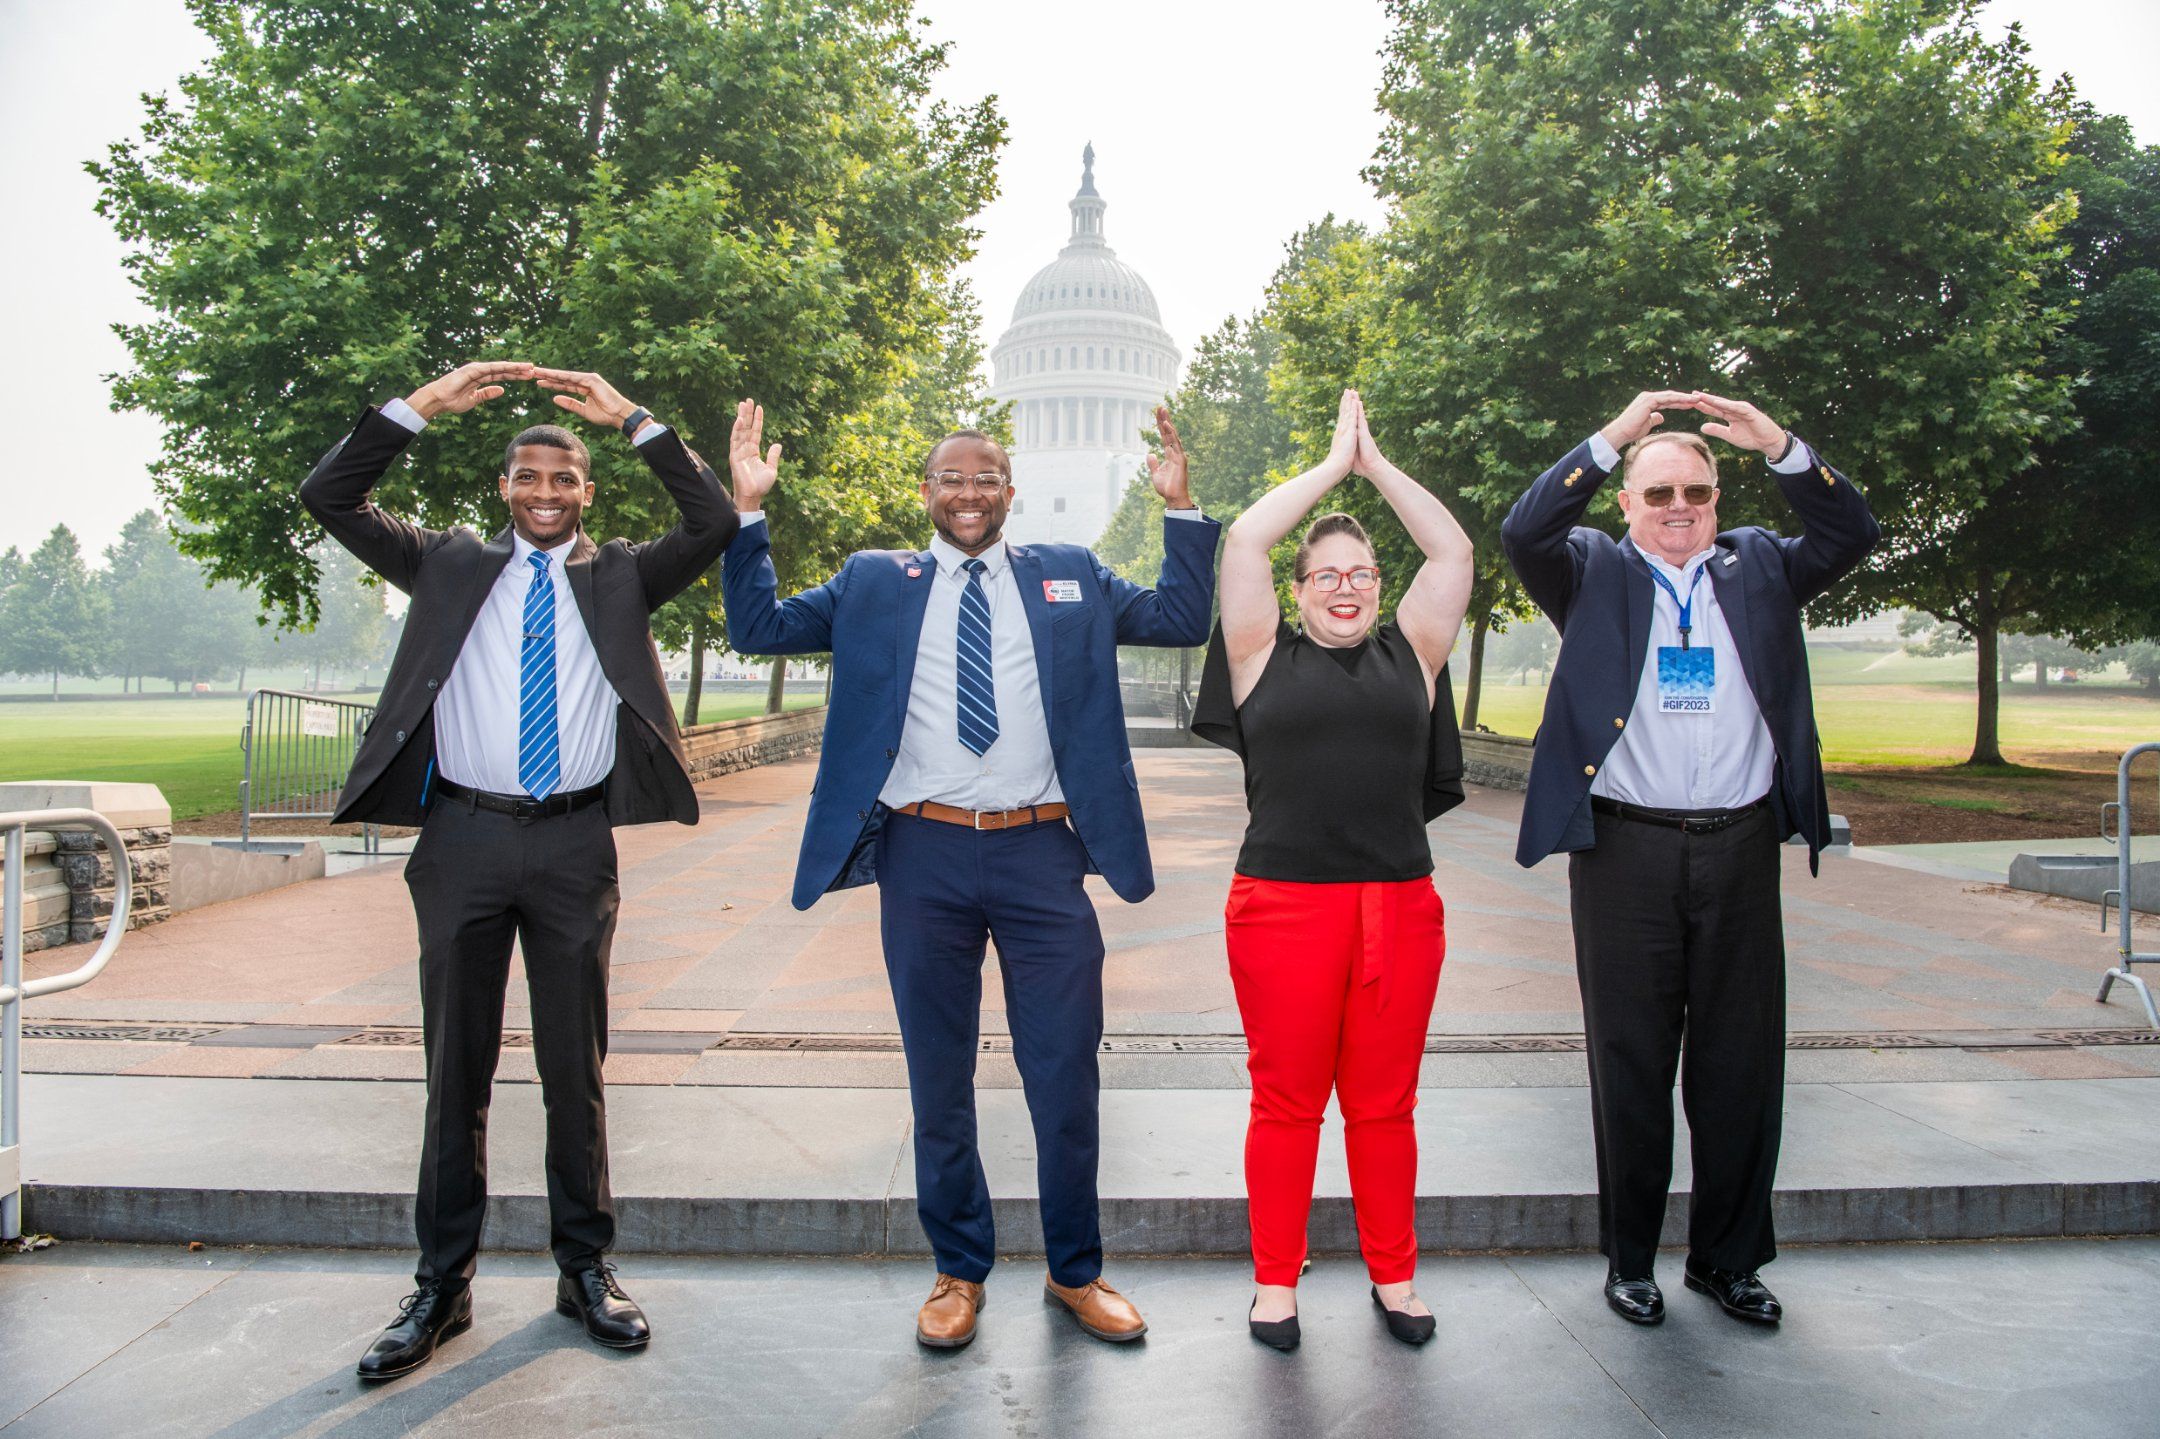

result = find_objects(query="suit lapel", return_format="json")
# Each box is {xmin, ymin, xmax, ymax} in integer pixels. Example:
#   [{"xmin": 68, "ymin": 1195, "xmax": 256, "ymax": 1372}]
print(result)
[
  {"xmin": 1705, "ymin": 537, "xmax": 1760, "ymax": 701},
  {"xmin": 456, "ymin": 527, "xmax": 520, "ymax": 649},
  {"xmin": 1620, "ymin": 539, "xmax": 1655, "ymax": 692},
  {"xmin": 894, "ymin": 551, "xmax": 936, "ymax": 735},
  {"xmin": 1008, "ymin": 545, "xmax": 1056, "ymax": 720},
  {"xmin": 564, "ymin": 530, "xmax": 601, "ymax": 652}
]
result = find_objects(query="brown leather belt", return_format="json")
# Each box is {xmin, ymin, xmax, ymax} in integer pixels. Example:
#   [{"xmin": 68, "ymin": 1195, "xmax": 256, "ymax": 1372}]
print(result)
[{"xmin": 893, "ymin": 800, "xmax": 1070, "ymax": 831}]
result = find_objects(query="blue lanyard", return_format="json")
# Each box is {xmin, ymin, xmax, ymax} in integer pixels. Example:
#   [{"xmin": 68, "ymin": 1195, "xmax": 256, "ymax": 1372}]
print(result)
[{"xmin": 1647, "ymin": 562, "xmax": 1708, "ymax": 649}]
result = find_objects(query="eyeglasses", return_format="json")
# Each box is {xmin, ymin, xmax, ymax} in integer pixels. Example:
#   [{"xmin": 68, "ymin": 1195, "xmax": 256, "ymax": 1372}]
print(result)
[
  {"xmin": 930, "ymin": 471, "xmax": 1008, "ymax": 494},
  {"xmin": 1303, "ymin": 566, "xmax": 1380, "ymax": 593},
  {"xmin": 1628, "ymin": 483, "xmax": 1717, "ymax": 507}
]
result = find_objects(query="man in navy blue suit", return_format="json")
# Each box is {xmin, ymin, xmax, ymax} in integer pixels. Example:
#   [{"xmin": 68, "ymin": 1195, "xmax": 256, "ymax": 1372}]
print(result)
[
  {"xmin": 719, "ymin": 399, "xmax": 1218, "ymax": 1349},
  {"xmin": 1502, "ymin": 389, "xmax": 1879, "ymax": 1331}
]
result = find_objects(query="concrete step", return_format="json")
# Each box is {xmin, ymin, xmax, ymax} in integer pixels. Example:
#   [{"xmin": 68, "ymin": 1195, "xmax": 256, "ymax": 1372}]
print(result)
[{"xmin": 17, "ymin": 1074, "xmax": 2157, "ymax": 1257}]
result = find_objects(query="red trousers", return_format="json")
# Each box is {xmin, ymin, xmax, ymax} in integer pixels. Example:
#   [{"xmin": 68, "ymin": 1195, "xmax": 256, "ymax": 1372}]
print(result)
[{"xmin": 1226, "ymin": 874, "xmax": 1446, "ymax": 1286}]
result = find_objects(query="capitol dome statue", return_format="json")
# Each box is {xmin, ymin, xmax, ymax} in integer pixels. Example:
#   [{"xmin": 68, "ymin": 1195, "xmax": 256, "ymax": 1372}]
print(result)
[{"xmin": 989, "ymin": 145, "xmax": 1181, "ymax": 546}]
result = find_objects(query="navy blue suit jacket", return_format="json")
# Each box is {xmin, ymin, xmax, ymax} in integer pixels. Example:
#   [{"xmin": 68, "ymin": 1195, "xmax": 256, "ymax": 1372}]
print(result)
[
  {"xmin": 1499, "ymin": 437, "xmax": 1880, "ymax": 873},
  {"xmin": 722, "ymin": 514, "xmax": 1222, "ymax": 910}
]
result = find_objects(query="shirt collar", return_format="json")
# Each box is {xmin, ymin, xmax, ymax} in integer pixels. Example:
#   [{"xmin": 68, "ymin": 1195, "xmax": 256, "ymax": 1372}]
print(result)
[
  {"xmin": 927, "ymin": 532, "xmax": 1008, "ymax": 580},
  {"xmin": 511, "ymin": 530, "xmax": 581, "ymax": 568},
  {"xmin": 1624, "ymin": 537, "xmax": 1714, "ymax": 587}
]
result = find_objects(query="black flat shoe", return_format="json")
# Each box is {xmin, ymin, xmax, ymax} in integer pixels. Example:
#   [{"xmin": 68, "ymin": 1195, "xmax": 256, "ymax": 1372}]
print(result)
[
  {"xmin": 356, "ymin": 1281, "xmax": 472, "ymax": 1381},
  {"xmin": 1370, "ymin": 1286, "xmax": 1436, "ymax": 1346},
  {"xmin": 556, "ymin": 1260, "xmax": 651, "ymax": 1349},
  {"xmin": 1604, "ymin": 1270, "xmax": 1665, "ymax": 1326},
  {"xmin": 1683, "ymin": 1259, "xmax": 1782, "ymax": 1325},
  {"xmin": 1248, "ymin": 1298, "xmax": 1300, "ymax": 1352}
]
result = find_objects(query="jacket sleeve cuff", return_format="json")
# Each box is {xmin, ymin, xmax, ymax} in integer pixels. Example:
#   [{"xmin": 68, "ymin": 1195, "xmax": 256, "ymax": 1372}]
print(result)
[
  {"xmin": 1586, "ymin": 431, "xmax": 1621, "ymax": 471},
  {"xmin": 379, "ymin": 397, "xmax": 427, "ymax": 433}
]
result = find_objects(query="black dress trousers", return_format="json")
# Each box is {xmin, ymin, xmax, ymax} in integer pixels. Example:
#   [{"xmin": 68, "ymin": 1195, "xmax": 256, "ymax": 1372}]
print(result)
[
  {"xmin": 403, "ymin": 798, "xmax": 620, "ymax": 1285},
  {"xmin": 1568, "ymin": 802, "xmax": 1786, "ymax": 1279}
]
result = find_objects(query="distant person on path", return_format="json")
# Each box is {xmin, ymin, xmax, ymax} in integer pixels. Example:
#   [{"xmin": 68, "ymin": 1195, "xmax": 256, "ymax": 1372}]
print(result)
[
  {"xmin": 301, "ymin": 361, "xmax": 737, "ymax": 1379},
  {"xmin": 718, "ymin": 398, "xmax": 1218, "ymax": 1350},
  {"xmin": 1500, "ymin": 390, "xmax": 1880, "ymax": 1328},
  {"xmin": 1192, "ymin": 390, "xmax": 1473, "ymax": 1352}
]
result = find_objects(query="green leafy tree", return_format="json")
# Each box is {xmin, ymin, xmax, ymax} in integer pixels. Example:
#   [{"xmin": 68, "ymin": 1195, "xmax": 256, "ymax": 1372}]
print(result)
[
  {"xmin": 0, "ymin": 526, "xmax": 109, "ymax": 697},
  {"xmin": 270, "ymin": 546, "xmax": 390, "ymax": 690},
  {"xmin": 95, "ymin": 0, "xmax": 1003, "ymax": 628},
  {"xmin": 1740, "ymin": 2, "xmax": 2080, "ymax": 764}
]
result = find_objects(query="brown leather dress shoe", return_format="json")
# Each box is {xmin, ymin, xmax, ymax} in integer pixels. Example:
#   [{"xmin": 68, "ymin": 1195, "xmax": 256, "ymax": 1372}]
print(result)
[
  {"xmin": 1042, "ymin": 1275, "xmax": 1147, "ymax": 1342},
  {"xmin": 916, "ymin": 1273, "xmax": 986, "ymax": 1349}
]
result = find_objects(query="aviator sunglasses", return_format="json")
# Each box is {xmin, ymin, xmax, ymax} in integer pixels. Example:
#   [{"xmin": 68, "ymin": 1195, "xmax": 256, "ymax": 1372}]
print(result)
[{"xmin": 1627, "ymin": 482, "xmax": 1717, "ymax": 507}]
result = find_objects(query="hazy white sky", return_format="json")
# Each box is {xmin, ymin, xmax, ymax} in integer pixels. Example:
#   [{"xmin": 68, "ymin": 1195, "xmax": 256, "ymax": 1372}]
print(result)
[{"xmin": 3, "ymin": 0, "xmax": 2153, "ymax": 559}]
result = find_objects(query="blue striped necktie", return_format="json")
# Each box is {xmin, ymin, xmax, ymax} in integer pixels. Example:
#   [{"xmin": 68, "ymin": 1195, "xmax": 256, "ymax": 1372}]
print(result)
[
  {"xmin": 518, "ymin": 551, "xmax": 563, "ymax": 799},
  {"xmin": 955, "ymin": 558, "xmax": 999, "ymax": 756}
]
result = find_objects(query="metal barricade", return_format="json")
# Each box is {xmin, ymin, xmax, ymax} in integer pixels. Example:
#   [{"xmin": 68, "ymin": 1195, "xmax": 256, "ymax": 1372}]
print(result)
[
  {"xmin": 238, "ymin": 689, "xmax": 377, "ymax": 854},
  {"xmin": 2097, "ymin": 741, "xmax": 2160, "ymax": 1028},
  {"xmin": 2, "ymin": 808, "xmax": 134, "ymax": 1240}
]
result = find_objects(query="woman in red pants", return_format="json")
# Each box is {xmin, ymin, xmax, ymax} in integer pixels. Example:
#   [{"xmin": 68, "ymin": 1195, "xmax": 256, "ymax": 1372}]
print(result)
[{"xmin": 1192, "ymin": 389, "xmax": 1474, "ymax": 1350}]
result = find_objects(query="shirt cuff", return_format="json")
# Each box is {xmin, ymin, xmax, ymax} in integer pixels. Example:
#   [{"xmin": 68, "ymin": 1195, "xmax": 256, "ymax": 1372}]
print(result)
[
  {"xmin": 737, "ymin": 510, "xmax": 765, "ymax": 527},
  {"xmin": 1165, "ymin": 507, "xmax": 1207, "ymax": 521},
  {"xmin": 1586, "ymin": 432, "xmax": 1621, "ymax": 472},
  {"xmin": 380, "ymin": 397, "xmax": 427, "ymax": 433},
  {"xmin": 1767, "ymin": 434, "xmax": 1815, "ymax": 474},
  {"xmin": 632, "ymin": 420, "xmax": 669, "ymax": 446}
]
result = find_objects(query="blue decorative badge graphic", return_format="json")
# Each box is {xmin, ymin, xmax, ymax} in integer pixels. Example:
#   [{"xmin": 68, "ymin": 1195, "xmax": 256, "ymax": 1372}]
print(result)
[{"xmin": 1657, "ymin": 645, "xmax": 1716, "ymax": 713}]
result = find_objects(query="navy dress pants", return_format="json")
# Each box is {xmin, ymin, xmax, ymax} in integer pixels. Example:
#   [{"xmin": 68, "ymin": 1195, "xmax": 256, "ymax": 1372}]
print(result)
[{"xmin": 875, "ymin": 809, "xmax": 1107, "ymax": 1287}]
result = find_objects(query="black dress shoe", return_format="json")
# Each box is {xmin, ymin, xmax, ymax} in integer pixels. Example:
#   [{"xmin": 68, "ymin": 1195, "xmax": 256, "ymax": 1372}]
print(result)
[
  {"xmin": 1248, "ymin": 1298, "xmax": 1300, "ymax": 1352},
  {"xmin": 355, "ymin": 1281, "xmax": 472, "ymax": 1381},
  {"xmin": 1604, "ymin": 1270, "xmax": 1665, "ymax": 1325},
  {"xmin": 556, "ymin": 1261, "xmax": 651, "ymax": 1349},
  {"xmin": 1683, "ymin": 1258, "xmax": 1782, "ymax": 1324},
  {"xmin": 1370, "ymin": 1286, "xmax": 1436, "ymax": 1346}
]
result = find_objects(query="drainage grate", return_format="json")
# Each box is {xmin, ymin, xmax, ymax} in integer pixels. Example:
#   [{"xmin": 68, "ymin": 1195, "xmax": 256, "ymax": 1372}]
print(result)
[
  {"xmin": 21, "ymin": 1022, "xmax": 229, "ymax": 1044},
  {"xmin": 20, "ymin": 1021, "xmax": 2160, "ymax": 1056}
]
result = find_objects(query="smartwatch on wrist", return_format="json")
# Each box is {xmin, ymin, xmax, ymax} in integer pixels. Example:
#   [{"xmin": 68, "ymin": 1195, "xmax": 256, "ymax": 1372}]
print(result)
[{"xmin": 620, "ymin": 407, "xmax": 653, "ymax": 441}]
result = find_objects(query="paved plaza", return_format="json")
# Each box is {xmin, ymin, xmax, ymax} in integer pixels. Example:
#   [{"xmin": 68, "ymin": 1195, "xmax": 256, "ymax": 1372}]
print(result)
[
  {"xmin": 19, "ymin": 751, "xmax": 2160, "ymax": 1091},
  {"xmin": 3, "ymin": 1240, "xmax": 2156, "ymax": 1437}
]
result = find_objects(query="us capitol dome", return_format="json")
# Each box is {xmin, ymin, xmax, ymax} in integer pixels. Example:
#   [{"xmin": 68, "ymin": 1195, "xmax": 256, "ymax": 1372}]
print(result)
[{"xmin": 989, "ymin": 145, "xmax": 1181, "ymax": 546}]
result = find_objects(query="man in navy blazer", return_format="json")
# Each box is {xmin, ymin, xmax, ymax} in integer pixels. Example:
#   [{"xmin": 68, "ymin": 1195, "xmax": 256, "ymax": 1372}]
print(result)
[
  {"xmin": 719, "ymin": 399, "xmax": 1218, "ymax": 1349},
  {"xmin": 1502, "ymin": 390, "xmax": 1878, "ymax": 1330}
]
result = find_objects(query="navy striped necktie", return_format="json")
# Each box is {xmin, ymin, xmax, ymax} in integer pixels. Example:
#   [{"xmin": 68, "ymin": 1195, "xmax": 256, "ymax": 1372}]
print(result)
[
  {"xmin": 517, "ymin": 551, "xmax": 562, "ymax": 799},
  {"xmin": 955, "ymin": 558, "xmax": 999, "ymax": 755}
]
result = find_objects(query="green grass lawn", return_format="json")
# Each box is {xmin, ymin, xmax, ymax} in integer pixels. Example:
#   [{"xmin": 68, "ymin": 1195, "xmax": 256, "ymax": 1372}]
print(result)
[
  {"xmin": 0, "ymin": 690, "xmax": 825, "ymax": 821},
  {"xmin": 1463, "ymin": 648, "xmax": 2160, "ymax": 768}
]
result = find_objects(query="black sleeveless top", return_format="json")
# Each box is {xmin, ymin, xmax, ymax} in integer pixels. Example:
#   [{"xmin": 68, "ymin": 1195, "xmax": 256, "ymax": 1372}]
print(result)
[{"xmin": 1192, "ymin": 619, "xmax": 1466, "ymax": 883}]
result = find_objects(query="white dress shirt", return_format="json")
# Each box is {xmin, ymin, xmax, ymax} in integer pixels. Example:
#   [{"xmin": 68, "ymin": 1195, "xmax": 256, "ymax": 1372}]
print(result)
[
  {"xmin": 381, "ymin": 398, "xmax": 628, "ymax": 794},
  {"xmin": 879, "ymin": 533, "xmax": 1063, "ymax": 811},
  {"xmin": 1584, "ymin": 431, "xmax": 1817, "ymax": 812}
]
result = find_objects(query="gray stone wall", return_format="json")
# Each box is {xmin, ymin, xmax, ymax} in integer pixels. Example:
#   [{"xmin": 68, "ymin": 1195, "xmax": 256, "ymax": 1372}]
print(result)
[
  {"xmin": 1462, "ymin": 731, "xmax": 1534, "ymax": 792},
  {"xmin": 55, "ymin": 825, "xmax": 172, "ymax": 943},
  {"xmin": 682, "ymin": 707, "xmax": 825, "ymax": 783},
  {"xmin": 0, "ymin": 782, "xmax": 174, "ymax": 953}
]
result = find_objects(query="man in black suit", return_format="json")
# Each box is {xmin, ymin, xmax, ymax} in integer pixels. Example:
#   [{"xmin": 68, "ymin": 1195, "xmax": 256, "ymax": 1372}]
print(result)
[
  {"xmin": 301, "ymin": 360, "xmax": 737, "ymax": 1379},
  {"xmin": 1501, "ymin": 390, "xmax": 1879, "ymax": 1329}
]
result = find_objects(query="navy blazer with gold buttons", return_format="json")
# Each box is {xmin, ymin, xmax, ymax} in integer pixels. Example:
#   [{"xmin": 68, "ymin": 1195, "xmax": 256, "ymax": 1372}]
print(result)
[{"xmin": 1500, "ymin": 437, "xmax": 1880, "ymax": 872}]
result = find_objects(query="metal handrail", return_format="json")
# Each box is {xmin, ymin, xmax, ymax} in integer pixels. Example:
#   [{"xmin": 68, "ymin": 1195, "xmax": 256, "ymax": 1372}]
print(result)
[
  {"xmin": 2, "ymin": 807, "xmax": 135, "ymax": 1239},
  {"xmin": 2097, "ymin": 743, "xmax": 2160, "ymax": 1029}
]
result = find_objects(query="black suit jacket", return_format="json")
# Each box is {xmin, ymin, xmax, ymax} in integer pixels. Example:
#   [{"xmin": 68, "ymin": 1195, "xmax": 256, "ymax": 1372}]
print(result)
[
  {"xmin": 1499, "ymin": 436, "xmax": 1880, "ymax": 872},
  {"xmin": 300, "ymin": 405, "xmax": 738, "ymax": 828}
]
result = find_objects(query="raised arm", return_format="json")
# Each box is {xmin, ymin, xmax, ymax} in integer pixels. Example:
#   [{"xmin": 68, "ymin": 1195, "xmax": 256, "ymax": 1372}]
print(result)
[
  {"xmin": 1103, "ymin": 406, "xmax": 1223, "ymax": 647},
  {"xmin": 715, "ymin": 398, "xmax": 841, "ymax": 654},
  {"xmin": 532, "ymin": 367, "xmax": 738, "ymax": 608},
  {"xmin": 300, "ymin": 360, "xmax": 532, "ymax": 593},
  {"xmin": 1353, "ymin": 404, "xmax": 1473, "ymax": 679},
  {"xmin": 1694, "ymin": 392, "xmax": 1881, "ymax": 604},
  {"xmin": 1219, "ymin": 389, "xmax": 1360, "ymax": 694}
]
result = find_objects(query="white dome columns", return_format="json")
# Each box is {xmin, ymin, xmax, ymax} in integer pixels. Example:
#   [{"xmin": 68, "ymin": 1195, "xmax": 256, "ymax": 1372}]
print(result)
[{"xmin": 988, "ymin": 145, "xmax": 1181, "ymax": 547}]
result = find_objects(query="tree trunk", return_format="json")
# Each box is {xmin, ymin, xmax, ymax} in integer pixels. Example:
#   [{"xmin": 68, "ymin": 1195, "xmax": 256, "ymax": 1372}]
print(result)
[
  {"xmin": 2032, "ymin": 658, "xmax": 2048, "ymax": 689},
  {"xmin": 51, "ymin": 669, "xmax": 59, "ymax": 699},
  {"xmin": 236, "ymin": 665, "xmax": 247, "ymax": 694},
  {"xmin": 1968, "ymin": 593, "xmax": 2005, "ymax": 766},
  {"xmin": 1460, "ymin": 615, "xmax": 1490, "ymax": 730},
  {"xmin": 766, "ymin": 656, "xmax": 786, "ymax": 715},
  {"xmin": 684, "ymin": 613, "xmax": 708, "ymax": 727}
]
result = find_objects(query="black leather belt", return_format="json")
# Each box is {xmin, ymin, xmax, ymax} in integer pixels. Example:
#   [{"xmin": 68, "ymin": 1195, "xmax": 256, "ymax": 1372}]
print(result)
[
  {"xmin": 431, "ymin": 776, "xmax": 605, "ymax": 819},
  {"xmin": 1592, "ymin": 795, "xmax": 1768, "ymax": 835}
]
